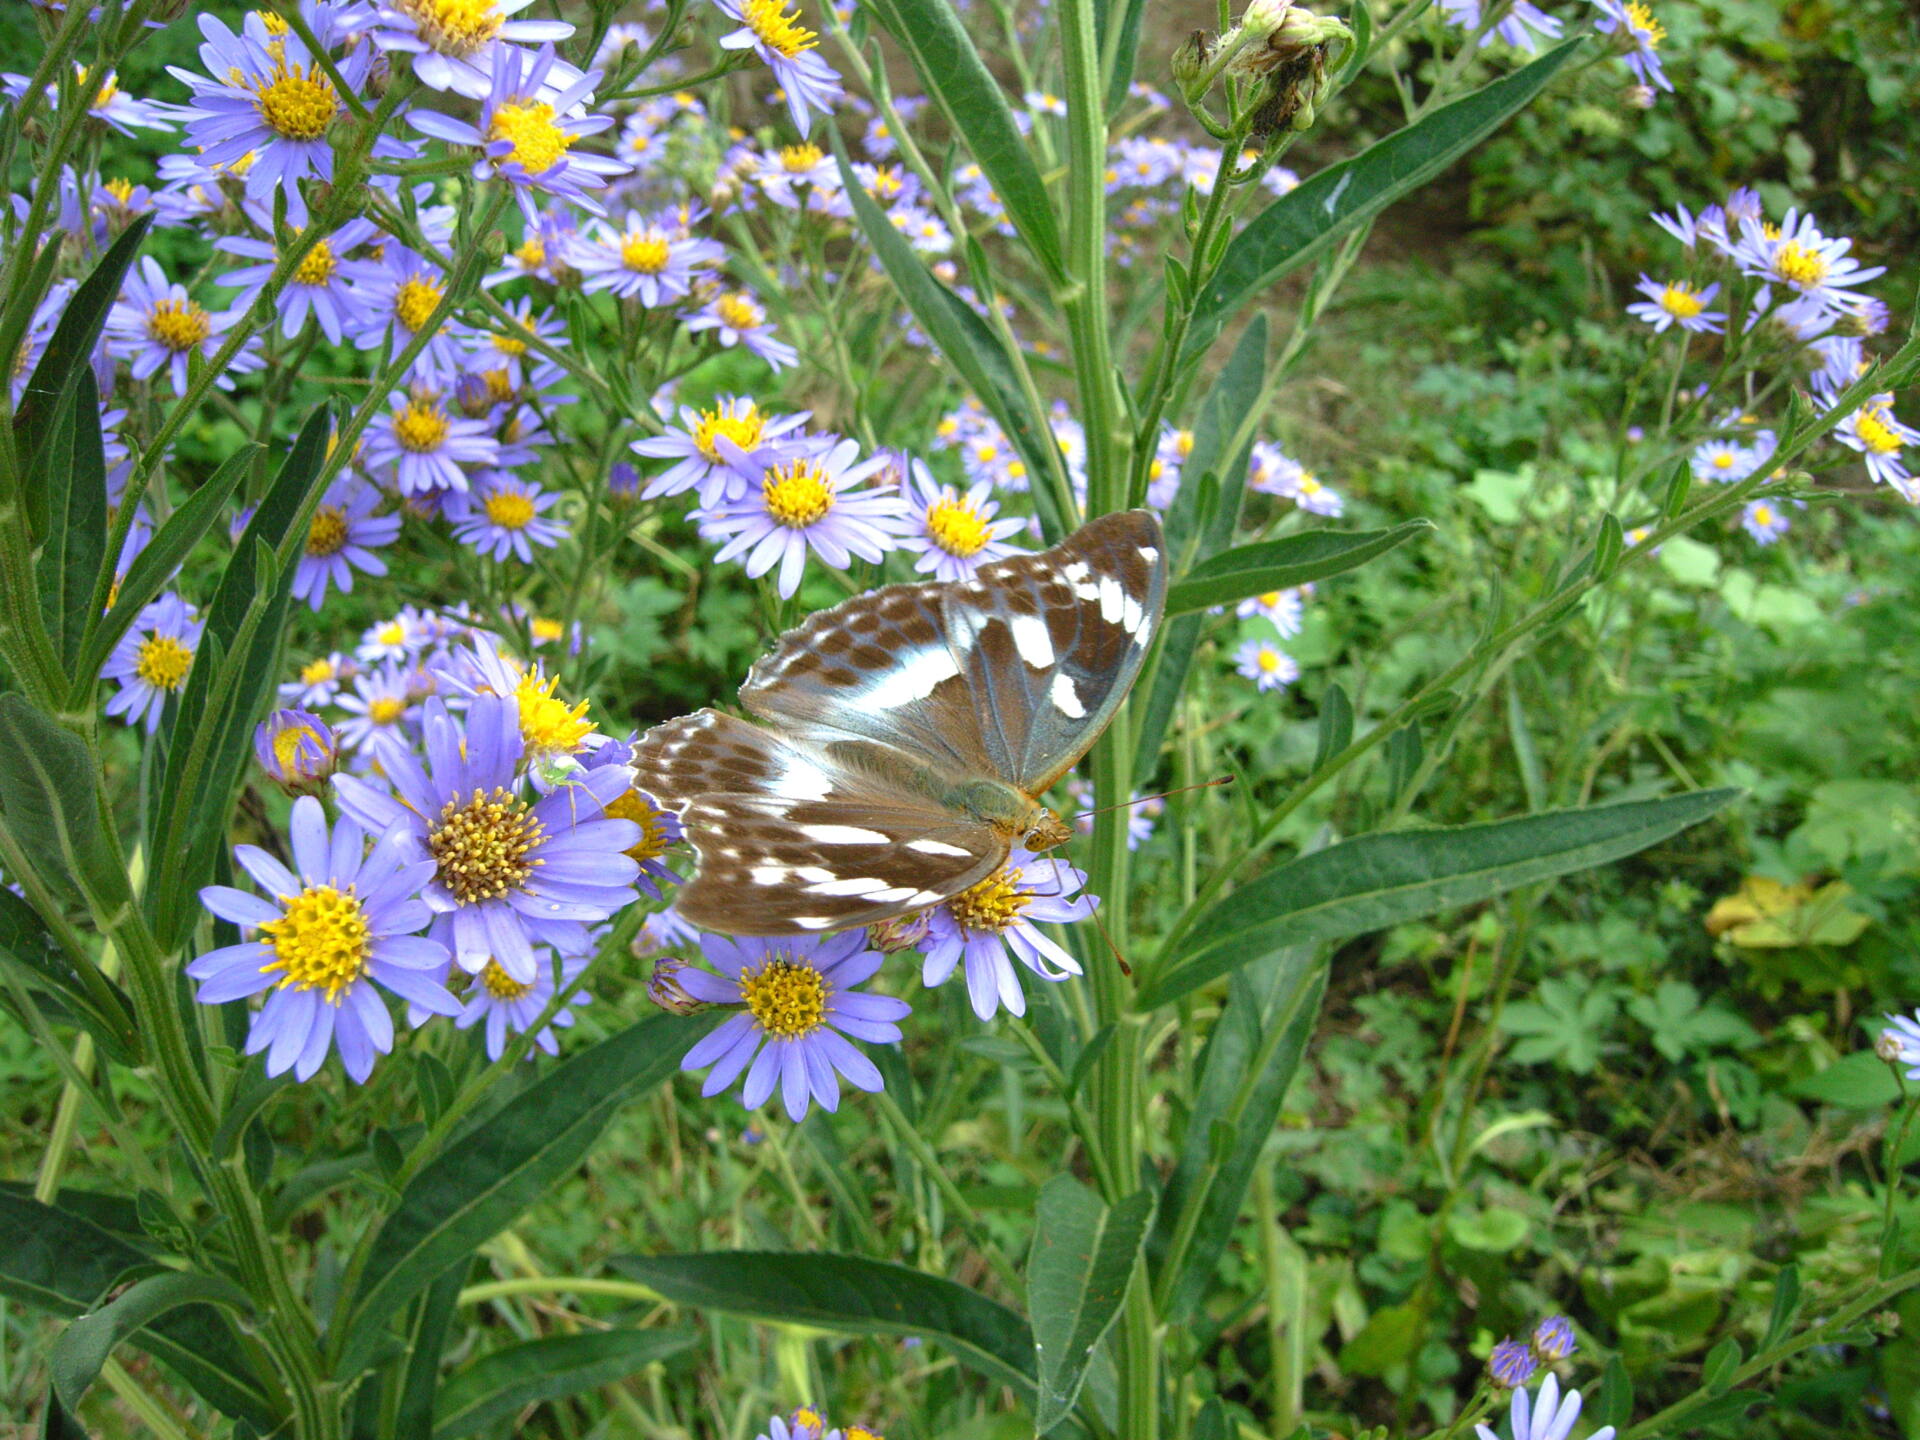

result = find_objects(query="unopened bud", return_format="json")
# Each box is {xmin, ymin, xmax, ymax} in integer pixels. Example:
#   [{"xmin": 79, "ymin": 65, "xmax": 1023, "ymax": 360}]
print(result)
[
  {"xmin": 1623, "ymin": 83, "xmax": 1656, "ymax": 110},
  {"xmin": 868, "ymin": 911, "xmax": 931, "ymax": 955},
  {"xmin": 1171, "ymin": 31, "xmax": 1215, "ymax": 103},
  {"xmin": 647, "ymin": 957, "xmax": 705, "ymax": 1015},
  {"xmin": 1877, "ymin": 1029, "xmax": 1907, "ymax": 1064}
]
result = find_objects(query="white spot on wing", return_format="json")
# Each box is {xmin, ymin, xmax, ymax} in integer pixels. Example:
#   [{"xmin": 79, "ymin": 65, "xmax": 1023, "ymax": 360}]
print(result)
[
  {"xmin": 794, "ymin": 917, "xmax": 833, "ymax": 929},
  {"xmin": 1009, "ymin": 613, "xmax": 1055, "ymax": 669},
  {"xmin": 750, "ymin": 865, "xmax": 788, "ymax": 885},
  {"xmin": 859, "ymin": 644, "xmax": 960, "ymax": 710},
  {"xmin": 794, "ymin": 865, "xmax": 835, "ymax": 884},
  {"xmin": 907, "ymin": 838, "xmax": 971, "ymax": 857},
  {"xmin": 1097, "ymin": 575, "xmax": 1127, "ymax": 624},
  {"xmin": 801, "ymin": 824, "xmax": 891, "ymax": 845},
  {"xmin": 771, "ymin": 754, "xmax": 833, "ymax": 802},
  {"xmin": 807, "ymin": 876, "xmax": 891, "ymax": 897},
  {"xmin": 1051, "ymin": 672, "xmax": 1087, "ymax": 719}
]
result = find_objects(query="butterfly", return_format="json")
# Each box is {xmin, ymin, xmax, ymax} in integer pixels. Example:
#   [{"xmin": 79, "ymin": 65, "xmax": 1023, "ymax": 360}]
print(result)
[{"xmin": 632, "ymin": 509, "xmax": 1169, "ymax": 935}]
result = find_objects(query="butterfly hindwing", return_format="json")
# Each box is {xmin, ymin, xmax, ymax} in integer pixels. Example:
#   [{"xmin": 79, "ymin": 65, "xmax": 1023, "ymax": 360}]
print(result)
[
  {"xmin": 672, "ymin": 791, "xmax": 1008, "ymax": 935},
  {"xmin": 944, "ymin": 509, "xmax": 1167, "ymax": 794}
]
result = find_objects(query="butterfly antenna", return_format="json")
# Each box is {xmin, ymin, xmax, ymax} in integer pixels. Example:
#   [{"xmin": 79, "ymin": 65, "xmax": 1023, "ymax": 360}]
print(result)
[
  {"xmin": 1074, "ymin": 775, "xmax": 1235, "ymax": 820},
  {"xmin": 1084, "ymin": 890, "xmax": 1133, "ymax": 979}
]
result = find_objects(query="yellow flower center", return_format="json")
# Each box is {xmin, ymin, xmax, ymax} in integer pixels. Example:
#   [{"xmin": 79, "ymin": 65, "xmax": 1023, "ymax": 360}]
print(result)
[
  {"xmin": 1258, "ymin": 591, "xmax": 1282, "ymax": 607},
  {"xmin": 779, "ymin": 142, "xmax": 824, "ymax": 173},
  {"xmin": 135, "ymin": 634, "xmax": 194, "ymax": 690},
  {"xmin": 762, "ymin": 459, "xmax": 834, "ymax": 528},
  {"xmin": 742, "ymin": 0, "xmax": 818, "ymax": 57},
  {"xmin": 1624, "ymin": 0, "xmax": 1664, "ymax": 45},
  {"xmin": 488, "ymin": 99, "xmax": 573, "ymax": 174},
  {"xmin": 394, "ymin": 275, "xmax": 443, "ymax": 332},
  {"xmin": 102, "ymin": 177, "xmax": 135, "ymax": 205},
  {"xmin": 480, "ymin": 367, "xmax": 516, "ymax": 406},
  {"xmin": 393, "ymin": 0, "xmax": 504, "ymax": 57},
  {"xmin": 605, "ymin": 789, "xmax": 673, "ymax": 863},
  {"xmin": 483, "ymin": 490, "xmax": 535, "ymax": 530},
  {"xmin": 948, "ymin": 865, "xmax": 1031, "ymax": 933},
  {"xmin": 480, "ymin": 958, "xmax": 534, "ymax": 999},
  {"xmin": 1711, "ymin": 451, "xmax": 1735, "ymax": 470},
  {"xmin": 492, "ymin": 330, "xmax": 528, "ymax": 356},
  {"xmin": 715, "ymin": 292, "xmax": 763, "ymax": 330},
  {"xmin": 513, "ymin": 669, "xmax": 596, "ymax": 753},
  {"xmin": 375, "ymin": 621, "xmax": 406, "ymax": 646},
  {"xmin": 513, "ymin": 235, "xmax": 546, "ymax": 268},
  {"xmin": 256, "ymin": 11, "xmax": 291, "ymax": 35},
  {"xmin": 306, "ymin": 505, "xmax": 349, "ymax": 556},
  {"xmin": 254, "ymin": 62, "xmax": 337, "ymax": 141},
  {"xmin": 84, "ymin": 66, "xmax": 119, "ymax": 110},
  {"xmin": 1855, "ymin": 406, "xmax": 1901, "ymax": 455},
  {"xmin": 428, "ymin": 787, "xmax": 543, "ymax": 903},
  {"xmin": 393, "ymin": 397, "xmax": 451, "ymax": 453},
  {"xmin": 620, "ymin": 231, "xmax": 671, "ymax": 273},
  {"xmin": 738, "ymin": 955, "xmax": 828, "ymax": 1038},
  {"xmin": 147, "ymin": 299, "xmax": 210, "ymax": 353},
  {"xmin": 846, "ymin": 1429, "xmax": 885, "ymax": 1440},
  {"xmin": 258, "ymin": 885, "xmax": 370, "ymax": 1005},
  {"xmin": 1257, "ymin": 648, "xmax": 1283, "ymax": 673},
  {"xmin": 693, "ymin": 401, "xmax": 766, "ymax": 461},
  {"xmin": 300, "ymin": 657, "xmax": 336, "ymax": 685},
  {"xmin": 1659, "ymin": 283, "xmax": 1704, "ymax": 319},
  {"xmin": 368, "ymin": 696, "xmax": 406, "ymax": 725},
  {"xmin": 530, "ymin": 616, "xmax": 565, "ymax": 644},
  {"xmin": 272, "ymin": 723, "xmax": 326, "ymax": 775},
  {"xmin": 1751, "ymin": 504, "xmax": 1775, "ymax": 526},
  {"xmin": 293, "ymin": 239, "xmax": 337, "ymax": 287},
  {"xmin": 1772, "ymin": 241, "xmax": 1828, "ymax": 289},
  {"xmin": 926, "ymin": 494, "xmax": 991, "ymax": 557}
]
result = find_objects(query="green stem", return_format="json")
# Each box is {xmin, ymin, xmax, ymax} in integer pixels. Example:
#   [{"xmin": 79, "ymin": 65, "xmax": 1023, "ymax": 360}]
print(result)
[{"xmin": 872, "ymin": 1089, "xmax": 1024, "ymax": 1295}]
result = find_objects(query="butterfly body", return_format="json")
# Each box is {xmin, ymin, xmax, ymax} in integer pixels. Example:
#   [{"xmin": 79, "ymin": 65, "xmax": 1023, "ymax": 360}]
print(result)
[{"xmin": 635, "ymin": 510, "xmax": 1167, "ymax": 935}]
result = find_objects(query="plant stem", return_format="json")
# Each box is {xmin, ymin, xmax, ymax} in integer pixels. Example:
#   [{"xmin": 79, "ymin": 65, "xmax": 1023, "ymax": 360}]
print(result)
[{"xmin": 873, "ymin": 1089, "xmax": 1024, "ymax": 1295}]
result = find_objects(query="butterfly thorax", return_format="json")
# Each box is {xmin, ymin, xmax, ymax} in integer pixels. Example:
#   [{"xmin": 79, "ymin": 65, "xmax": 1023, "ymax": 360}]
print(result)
[{"xmin": 938, "ymin": 774, "xmax": 1069, "ymax": 852}]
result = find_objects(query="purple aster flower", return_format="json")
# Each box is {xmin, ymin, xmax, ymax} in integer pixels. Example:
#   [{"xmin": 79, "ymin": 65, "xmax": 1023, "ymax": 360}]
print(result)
[
  {"xmin": 712, "ymin": 0, "xmax": 843, "ymax": 135},
  {"xmin": 101, "ymin": 593, "xmax": 202, "ymax": 733},
  {"xmin": 1739, "ymin": 497, "xmax": 1790, "ymax": 545},
  {"xmin": 1625, "ymin": 275, "xmax": 1724, "ymax": 334},
  {"xmin": 753, "ymin": 140, "xmax": 841, "ymax": 209},
  {"xmin": 893, "ymin": 459, "xmax": 1026, "ymax": 581},
  {"xmin": 255, "ymin": 709, "xmax": 338, "ymax": 796},
  {"xmin": 581, "ymin": 734, "xmax": 685, "ymax": 900},
  {"xmin": 11, "ymin": 279, "xmax": 74, "ymax": 404},
  {"xmin": 1235, "ymin": 639, "xmax": 1299, "ymax": 693},
  {"xmin": 678, "ymin": 930, "xmax": 909, "ymax": 1122},
  {"xmin": 1532, "ymin": 1316, "xmax": 1578, "ymax": 1362},
  {"xmin": 214, "ymin": 215, "xmax": 383, "ymax": 343},
  {"xmin": 1590, "ymin": 0, "xmax": 1673, "ymax": 93},
  {"xmin": 454, "ymin": 950, "xmax": 592, "ymax": 1059},
  {"xmin": 281, "ymin": 651, "xmax": 356, "ymax": 708},
  {"xmin": 1488, "ymin": 1338, "xmax": 1538, "ymax": 1389},
  {"xmin": 1236, "ymin": 587, "xmax": 1306, "ymax": 637},
  {"xmin": 631, "ymin": 395, "xmax": 812, "ymax": 507},
  {"xmin": 166, "ymin": 8, "xmax": 373, "ymax": 228},
  {"xmin": 920, "ymin": 848, "xmax": 1096, "ymax": 1021},
  {"xmin": 348, "ymin": 243, "xmax": 464, "ymax": 380},
  {"xmin": 294, "ymin": 479, "xmax": 401, "ymax": 610},
  {"xmin": 695, "ymin": 436, "xmax": 904, "ymax": 598},
  {"xmin": 348, "ymin": 0, "xmax": 579, "ymax": 99},
  {"xmin": 573, "ymin": 210, "xmax": 725, "ymax": 305},
  {"xmin": 364, "ymin": 386, "xmax": 500, "ymax": 495},
  {"xmin": 1833, "ymin": 395, "xmax": 1918, "ymax": 497},
  {"xmin": 683, "ymin": 288, "xmax": 799, "ymax": 370},
  {"xmin": 334, "ymin": 695, "xmax": 643, "ymax": 983},
  {"xmin": 408, "ymin": 44, "xmax": 627, "ymax": 220},
  {"xmin": 1883, "ymin": 1011, "xmax": 1920, "ymax": 1079},
  {"xmin": 1690, "ymin": 435, "xmax": 1763, "ymax": 485},
  {"xmin": 359, "ymin": 607, "xmax": 439, "ymax": 664},
  {"xmin": 1439, "ymin": 0, "xmax": 1564, "ymax": 49},
  {"xmin": 335, "ymin": 661, "xmax": 420, "ymax": 754},
  {"xmin": 449, "ymin": 470, "xmax": 566, "ymax": 561},
  {"xmin": 429, "ymin": 632, "xmax": 597, "ymax": 784},
  {"xmin": 104, "ymin": 257, "xmax": 258, "ymax": 396},
  {"xmin": 1732, "ymin": 209, "xmax": 1887, "ymax": 321},
  {"xmin": 1476, "ymin": 1375, "xmax": 1615, "ymax": 1440},
  {"xmin": 186, "ymin": 797, "xmax": 460, "ymax": 1083}
]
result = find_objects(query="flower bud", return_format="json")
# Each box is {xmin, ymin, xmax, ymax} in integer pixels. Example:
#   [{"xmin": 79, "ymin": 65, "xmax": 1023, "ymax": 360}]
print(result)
[
  {"xmin": 608, "ymin": 461, "xmax": 640, "ymax": 502},
  {"xmin": 1531, "ymin": 1315, "xmax": 1578, "ymax": 1362},
  {"xmin": 1623, "ymin": 83, "xmax": 1657, "ymax": 110},
  {"xmin": 646, "ymin": 956, "xmax": 705, "ymax": 1015},
  {"xmin": 1488, "ymin": 1338, "xmax": 1538, "ymax": 1389},
  {"xmin": 1878, "ymin": 1029, "xmax": 1907, "ymax": 1064},
  {"xmin": 867, "ymin": 911, "xmax": 931, "ymax": 954},
  {"xmin": 1171, "ymin": 31, "xmax": 1216, "ymax": 104},
  {"xmin": 254, "ymin": 710, "xmax": 337, "ymax": 796}
]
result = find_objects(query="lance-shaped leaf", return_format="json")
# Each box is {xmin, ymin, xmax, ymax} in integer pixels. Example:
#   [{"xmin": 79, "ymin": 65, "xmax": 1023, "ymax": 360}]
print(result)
[
  {"xmin": 1184, "ymin": 38, "xmax": 1586, "ymax": 360},
  {"xmin": 0, "ymin": 695, "xmax": 132, "ymax": 915},
  {"xmin": 861, "ymin": 0, "xmax": 1065, "ymax": 280},
  {"xmin": 433, "ymin": 1330, "xmax": 698, "ymax": 1439},
  {"xmin": 1029, "ymin": 1179, "xmax": 1154, "ymax": 1432},
  {"xmin": 334, "ymin": 1011, "xmax": 715, "ymax": 1375},
  {"xmin": 1138, "ymin": 789, "xmax": 1739, "ymax": 1009},
  {"xmin": 613, "ymin": 1251, "xmax": 1036, "ymax": 1400},
  {"xmin": 52, "ymin": 1271, "xmax": 253, "ymax": 1409},
  {"xmin": 833, "ymin": 140, "xmax": 1066, "ymax": 540},
  {"xmin": 1166, "ymin": 522, "xmax": 1433, "ymax": 616}
]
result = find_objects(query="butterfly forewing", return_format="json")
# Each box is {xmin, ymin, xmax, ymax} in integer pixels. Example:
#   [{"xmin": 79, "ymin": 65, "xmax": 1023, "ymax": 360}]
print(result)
[{"xmin": 944, "ymin": 510, "xmax": 1167, "ymax": 794}]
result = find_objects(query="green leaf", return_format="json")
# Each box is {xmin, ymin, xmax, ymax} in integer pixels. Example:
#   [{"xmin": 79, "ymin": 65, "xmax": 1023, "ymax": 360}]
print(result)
[
  {"xmin": 1445, "ymin": 1205, "xmax": 1530, "ymax": 1252},
  {"xmin": 1338, "ymin": 1302, "xmax": 1422, "ymax": 1376},
  {"xmin": 433, "ymin": 1329, "xmax": 697, "ymax": 1439},
  {"xmin": 1594, "ymin": 512, "xmax": 1624, "ymax": 581},
  {"xmin": 1789, "ymin": 1051, "xmax": 1901, "ymax": 1109},
  {"xmin": 1762, "ymin": 1265, "xmax": 1801, "ymax": 1351},
  {"xmin": 13, "ymin": 217, "xmax": 152, "ymax": 470},
  {"xmin": 831, "ymin": 139, "xmax": 1064, "ymax": 541},
  {"xmin": 335, "ymin": 1011, "xmax": 714, "ymax": 1375},
  {"xmin": 0, "ymin": 1192, "xmax": 280, "ymax": 1426},
  {"xmin": 1029, "ymin": 1179, "xmax": 1153, "ymax": 1433},
  {"xmin": 1497, "ymin": 975, "xmax": 1617, "ymax": 1074},
  {"xmin": 72, "ymin": 447, "xmax": 255, "ymax": 699},
  {"xmin": 39, "ymin": 1385, "xmax": 91, "ymax": 1440},
  {"xmin": 1700, "ymin": 1335, "xmax": 1742, "ymax": 1395},
  {"xmin": 1184, "ymin": 38, "xmax": 1586, "ymax": 359},
  {"xmin": 394, "ymin": 1264, "xmax": 468, "ymax": 1438},
  {"xmin": 1594, "ymin": 1354, "xmax": 1633, "ymax": 1430},
  {"xmin": 0, "ymin": 887, "xmax": 137, "ymax": 1065},
  {"xmin": 0, "ymin": 695, "xmax": 132, "ymax": 914},
  {"xmin": 34, "ymin": 367, "xmax": 109, "ymax": 674},
  {"xmin": 612, "ymin": 1251, "xmax": 1035, "ymax": 1400},
  {"xmin": 52, "ymin": 1271, "xmax": 253, "ymax": 1409},
  {"xmin": 1137, "ymin": 789, "xmax": 1739, "ymax": 1009},
  {"xmin": 1316, "ymin": 684, "xmax": 1354, "ymax": 772},
  {"xmin": 860, "ymin": 0, "xmax": 1064, "ymax": 280},
  {"xmin": 1166, "ymin": 522, "xmax": 1431, "ymax": 617},
  {"xmin": 1101, "ymin": 0, "xmax": 1151, "ymax": 114}
]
